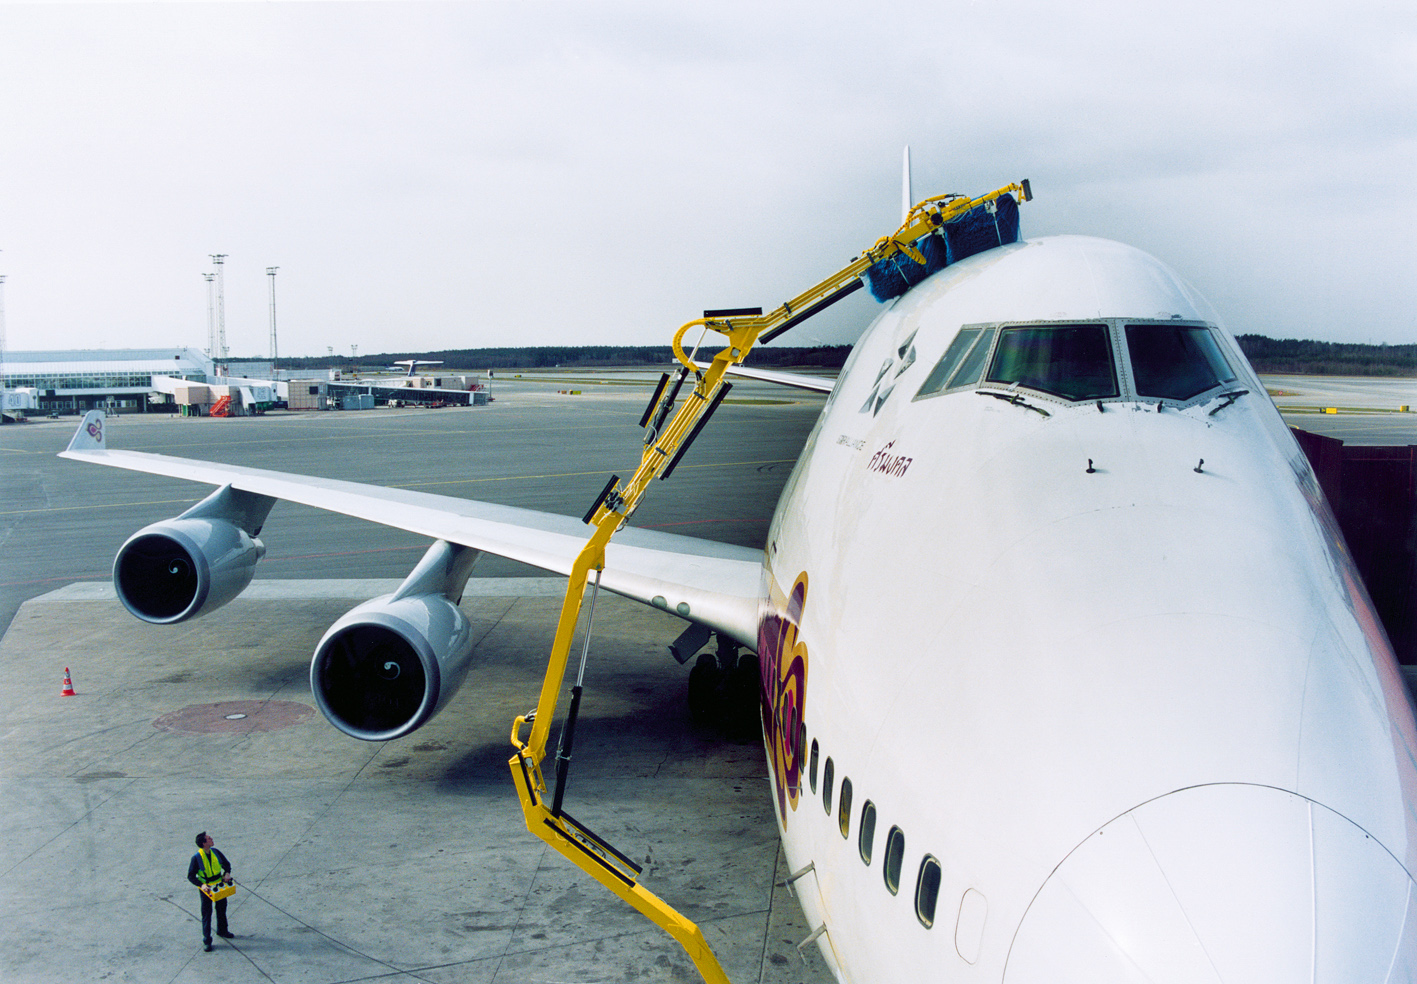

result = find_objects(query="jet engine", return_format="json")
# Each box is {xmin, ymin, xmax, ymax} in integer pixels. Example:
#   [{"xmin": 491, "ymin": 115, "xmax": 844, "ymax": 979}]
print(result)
[
  {"xmin": 111, "ymin": 484, "xmax": 273, "ymax": 623},
  {"xmin": 309, "ymin": 540, "xmax": 481, "ymax": 741},
  {"xmin": 114, "ymin": 517, "xmax": 266, "ymax": 624},
  {"xmin": 310, "ymin": 593, "xmax": 475, "ymax": 741}
]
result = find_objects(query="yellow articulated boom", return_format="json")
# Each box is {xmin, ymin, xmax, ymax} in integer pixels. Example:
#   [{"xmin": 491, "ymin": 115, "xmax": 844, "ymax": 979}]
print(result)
[{"xmin": 508, "ymin": 180, "xmax": 1031, "ymax": 984}]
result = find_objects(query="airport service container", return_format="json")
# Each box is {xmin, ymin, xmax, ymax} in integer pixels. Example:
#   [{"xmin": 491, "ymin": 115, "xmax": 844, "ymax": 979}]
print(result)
[
  {"xmin": 173, "ymin": 384, "xmax": 210, "ymax": 406},
  {"xmin": 287, "ymin": 381, "xmax": 328, "ymax": 410}
]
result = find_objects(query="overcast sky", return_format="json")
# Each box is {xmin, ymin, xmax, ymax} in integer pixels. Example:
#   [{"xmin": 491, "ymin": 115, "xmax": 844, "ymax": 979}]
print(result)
[{"xmin": 1, "ymin": 0, "xmax": 1413, "ymax": 358}]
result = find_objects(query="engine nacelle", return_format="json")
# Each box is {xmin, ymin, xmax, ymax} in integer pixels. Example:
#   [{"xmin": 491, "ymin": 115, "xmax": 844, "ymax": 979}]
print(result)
[
  {"xmin": 310, "ymin": 593, "xmax": 476, "ymax": 741},
  {"xmin": 113, "ymin": 518, "xmax": 266, "ymax": 624}
]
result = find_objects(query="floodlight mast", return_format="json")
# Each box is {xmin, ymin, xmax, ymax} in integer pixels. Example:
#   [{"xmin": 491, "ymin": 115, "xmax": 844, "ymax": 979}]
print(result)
[
  {"xmin": 0, "ymin": 273, "xmax": 7, "ymax": 411},
  {"xmin": 209, "ymin": 254, "xmax": 228, "ymax": 362},
  {"xmin": 203, "ymin": 273, "xmax": 216, "ymax": 358},
  {"xmin": 266, "ymin": 267, "xmax": 279, "ymax": 372}
]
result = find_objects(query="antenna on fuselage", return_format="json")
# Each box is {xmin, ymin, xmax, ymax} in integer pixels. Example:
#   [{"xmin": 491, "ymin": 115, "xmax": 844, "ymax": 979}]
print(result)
[{"xmin": 902, "ymin": 145, "xmax": 913, "ymax": 224}]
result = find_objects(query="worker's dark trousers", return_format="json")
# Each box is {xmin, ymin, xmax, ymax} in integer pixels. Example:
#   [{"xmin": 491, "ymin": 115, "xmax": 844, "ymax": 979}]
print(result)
[{"xmin": 199, "ymin": 892, "xmax": 229, "ymax": 944}]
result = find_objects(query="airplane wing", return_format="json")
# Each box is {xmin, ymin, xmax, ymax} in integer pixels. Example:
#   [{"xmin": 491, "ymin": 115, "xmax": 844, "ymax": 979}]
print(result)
[
  {"xmin": 694, "ymin": 361, "xmax": 836, "ymax": 393},
  {"xmin": 59, "ymin": 412, "xmax": 763, "ymax": 646}
]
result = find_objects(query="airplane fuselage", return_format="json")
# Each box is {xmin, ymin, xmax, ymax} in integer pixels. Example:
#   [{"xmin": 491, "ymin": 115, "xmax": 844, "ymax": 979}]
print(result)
[
  {"xmin": 757, "ymin": 236, "xmax": 1417, "ymax": 981},
  {"xmin": 59, "ymin": 230, "xmax": 1417, "ymax": 983}
]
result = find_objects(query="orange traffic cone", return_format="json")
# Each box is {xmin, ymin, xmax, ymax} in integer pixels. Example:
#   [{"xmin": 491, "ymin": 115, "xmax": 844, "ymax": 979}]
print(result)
[{"xmin": 60, "ymin": 668, "xmax": 77, "ymax": 697}]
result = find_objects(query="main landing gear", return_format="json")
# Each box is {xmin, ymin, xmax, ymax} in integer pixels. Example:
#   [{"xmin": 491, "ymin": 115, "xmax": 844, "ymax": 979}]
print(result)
[{"xmin": 687, "ymin": 635, "xmax": 760, "ymax": 740}]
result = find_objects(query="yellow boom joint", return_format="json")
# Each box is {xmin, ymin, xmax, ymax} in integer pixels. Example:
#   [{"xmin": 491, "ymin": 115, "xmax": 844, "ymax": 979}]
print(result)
[{"xmin": 507, "ymin": 180, "xmax": 1030, "ymax": 983}]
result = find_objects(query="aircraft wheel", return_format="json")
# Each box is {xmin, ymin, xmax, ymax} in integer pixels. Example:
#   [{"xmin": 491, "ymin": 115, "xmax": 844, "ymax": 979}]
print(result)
[
  {"xmin": 687, "ymin": 652, "xmax": 723, "ymax": 725},
  {"xmin": 723, "ymin": 653, "xmax": 761, "ymax": 740}
]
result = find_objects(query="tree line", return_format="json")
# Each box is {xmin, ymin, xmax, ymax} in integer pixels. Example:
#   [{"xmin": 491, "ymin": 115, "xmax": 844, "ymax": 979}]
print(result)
[
  {"xmin": 265, "ymin": 336, "xmax": 1417, "ymax": 377},
  {"xmin": 1234, "ymin": 336, "xmax": 1417, "ymax": 376},
  {"xmin": 274, "ymin": 345, "xmax": 853, "ymax": 372}
]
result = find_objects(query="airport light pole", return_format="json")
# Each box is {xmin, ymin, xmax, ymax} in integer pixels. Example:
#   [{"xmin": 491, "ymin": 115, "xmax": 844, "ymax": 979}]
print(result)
[
  {"xmin": 0, "ymin": 273, "xmax": 7, "ymax": 412},
  {"xmin": 266, "ymin": 266, "xmax": 279, "ymax": 373},
  {"xmin": 209, "ymin": 254, "xmax": 228, "ymax": 362},
  {"xmin": 203, "ymin": 273, "xmax": 216, "ymax": 358}
]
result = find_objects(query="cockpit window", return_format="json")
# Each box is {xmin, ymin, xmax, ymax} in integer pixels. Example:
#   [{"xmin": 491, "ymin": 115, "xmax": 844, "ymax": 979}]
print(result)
[
  {"xmin": 949, "ymin": 327, "xmax": 996, "ymax": 390},
  {"xmin": 916, "ymin": 327, "xmax": 982, "ymax": 398},
  {"xmin": 1126, "ymin": 324, "xmax": 1237, "ymax": 401},
  {"xmin": 909, "ymin": 319, "xmax": 1232, "ymax": 407},
  {"xmin": 986, "ymin": 324, "xmax": 1118, "ymax": 401}
]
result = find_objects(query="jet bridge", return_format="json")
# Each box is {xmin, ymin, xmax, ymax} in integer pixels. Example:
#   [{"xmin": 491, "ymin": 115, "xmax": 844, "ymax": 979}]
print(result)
[
  {"xmin": 325, "ymin": 379, "xmax": 480, "ymax": 408},
  {"xmin": 1293, "ymin": 428, "xmax": 1417, "ymax": 664}
]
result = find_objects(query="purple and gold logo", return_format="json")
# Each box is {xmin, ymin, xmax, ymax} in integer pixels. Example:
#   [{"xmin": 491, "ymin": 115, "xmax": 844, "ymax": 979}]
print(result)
[
  {"xmin": 758, "ymin": 572, "xmax": 809, "ymax": 822},
  {"xmin": 86, "ymin": 419, "xmax": 103, "ymax": 444}
]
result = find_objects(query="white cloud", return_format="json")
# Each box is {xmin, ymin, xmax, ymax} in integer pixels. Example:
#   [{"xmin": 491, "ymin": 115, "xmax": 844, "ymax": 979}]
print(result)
[{"xmin": 0, "ymin": 0, "xmax": 1412, "ymax": 355}]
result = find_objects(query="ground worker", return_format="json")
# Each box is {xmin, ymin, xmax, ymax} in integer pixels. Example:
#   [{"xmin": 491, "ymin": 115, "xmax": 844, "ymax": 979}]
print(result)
[{"xmin": 186, "ymin": 831, "xmax": 234, "ymax": 951}]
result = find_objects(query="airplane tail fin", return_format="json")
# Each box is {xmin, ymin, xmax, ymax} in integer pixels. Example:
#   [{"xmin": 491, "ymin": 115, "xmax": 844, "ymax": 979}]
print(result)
[
  {"xmin": 66, "ymin": 411, "xmax": 107, "ymax": 453},
  {"xmin": 902, "ymin": 145, "xmax": 912, "ymax": 225}
]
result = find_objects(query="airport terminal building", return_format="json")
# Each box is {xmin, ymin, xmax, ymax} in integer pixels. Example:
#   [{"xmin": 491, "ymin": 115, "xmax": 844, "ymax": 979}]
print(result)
[
  {"xmin": 2, "ymin": 349, "xmax": 480, "ymax": 417},
  {"xmin": 1, "ymin": 348, "xmax": 214, "ymax": 414}
]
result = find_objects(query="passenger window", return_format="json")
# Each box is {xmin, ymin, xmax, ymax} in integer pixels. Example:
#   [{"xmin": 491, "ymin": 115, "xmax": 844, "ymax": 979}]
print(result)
[
  {"xmin": 838, "ymin": 778, "xmax": 853, "ymax": 838},
  {"xmin": 915, "ymin": 328, "xmax": 981, "ymax": 397},
  {"xmin": 859, "ymin": 801, "xmax": 877, "ymax": 865},
  {"xmin": 1126, "ymin": 324, "xmax": 1236, "ymax": 401},
  {"xmin": 883, "ymin": 826, "xmax": 905, "ymax": 895},
  {"xmin": 822, "ymin": 757, "xmax": 834, "ymax": 815},
  {"xmin": 915, "ymin": 855, "xmax": 942, "ymax": 928},
  {"xmin": 809, "ymin": 739, "xmax": 819, "ymax": 794},
  {"xmin": 986, "ymin": 324, "xmax": 1117, "ymax": 401}
]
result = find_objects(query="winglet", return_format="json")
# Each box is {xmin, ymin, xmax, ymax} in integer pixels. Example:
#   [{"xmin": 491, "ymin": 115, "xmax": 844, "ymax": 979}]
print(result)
[{"xmin": 65, "ymin": 411, "xmax": 107, "ymax": 453}]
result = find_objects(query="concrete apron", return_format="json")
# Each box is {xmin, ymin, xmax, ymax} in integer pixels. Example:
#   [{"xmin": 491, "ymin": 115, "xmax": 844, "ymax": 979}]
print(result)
[{"xmin": 0, "ymin": 579, "xmax": 830, "ymax": 984}]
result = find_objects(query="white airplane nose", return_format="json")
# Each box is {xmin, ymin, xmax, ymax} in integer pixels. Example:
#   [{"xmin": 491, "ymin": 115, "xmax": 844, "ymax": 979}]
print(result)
[{"xmin": 1005, "ymin": 783, "xmax": 1416, "ymax": 983}]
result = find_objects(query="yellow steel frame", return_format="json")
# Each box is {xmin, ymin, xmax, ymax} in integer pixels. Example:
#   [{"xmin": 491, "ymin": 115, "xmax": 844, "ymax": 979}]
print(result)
[{"xmin": 508, "ymin": 181, "xmax": 1030, "ymax": 983}]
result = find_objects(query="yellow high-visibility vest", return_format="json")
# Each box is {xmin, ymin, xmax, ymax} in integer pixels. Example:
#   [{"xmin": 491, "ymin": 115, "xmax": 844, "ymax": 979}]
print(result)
[{"xmin": 197, "ymin": 849, "xmax": 223, "ymax": 884}]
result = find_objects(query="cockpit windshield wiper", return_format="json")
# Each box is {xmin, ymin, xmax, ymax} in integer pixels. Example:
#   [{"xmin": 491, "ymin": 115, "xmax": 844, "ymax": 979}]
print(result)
[
  {"xmin": 1207, "ymin": 389, "xmax": 1249, "ymax": 416},
  {"xmin": 977, "ymin": 389, "xmax": 1051, "ymax": 417}
]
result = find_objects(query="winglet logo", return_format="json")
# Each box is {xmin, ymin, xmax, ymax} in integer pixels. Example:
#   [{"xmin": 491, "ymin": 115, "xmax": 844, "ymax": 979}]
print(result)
[
  {"xmin": 86, "ymin": 419, "xmax": 102, "ymax": 444},
  {"xmin": 759, "ymin": 572, "xmax": 809, "ymax": 823},
  {"xmin": 858, "ymin": 330, "xmax": 918, "ymax": 418}
]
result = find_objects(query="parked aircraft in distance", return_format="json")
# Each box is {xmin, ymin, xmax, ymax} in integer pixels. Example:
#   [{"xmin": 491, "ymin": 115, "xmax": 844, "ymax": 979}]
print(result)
[{"xmin": 61, "ymin": 229, "xmax": 1417, "ymax": 980}]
